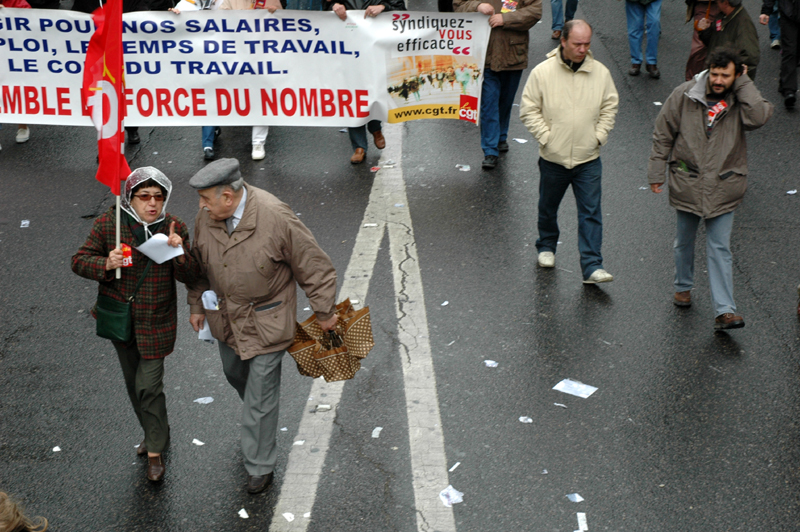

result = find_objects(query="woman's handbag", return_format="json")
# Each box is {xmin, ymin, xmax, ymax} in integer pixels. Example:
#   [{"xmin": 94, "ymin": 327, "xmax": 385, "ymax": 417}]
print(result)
[
  {"xmin": 95, "ymin": 260, "xmax": 152, "ymax": 343},
  {"xmin": 288, "ymin": 299, "xmax": 374, "ymax": 383}
]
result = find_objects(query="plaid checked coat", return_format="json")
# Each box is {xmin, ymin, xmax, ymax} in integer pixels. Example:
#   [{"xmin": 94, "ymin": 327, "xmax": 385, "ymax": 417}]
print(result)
[{"xmin": 72, "ymin": 206, "xmax": 202, "ymax": 359}]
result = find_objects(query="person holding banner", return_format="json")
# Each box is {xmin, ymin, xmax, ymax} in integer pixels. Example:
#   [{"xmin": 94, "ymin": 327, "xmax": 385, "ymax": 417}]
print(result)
[
  {"xmin": 454, "ymin": 0, "xmax": 542, "ymax": 170},
  {"xmin": 329, "ymin": 0, "xmax": 405, "ymax": 164},
  {"xmin": 220, "ymin": 0, "xmax": 283, "ymax": 160},
  {"xmin": 71, "ymin": 168, "xmax": 201, "ymax": 483}
]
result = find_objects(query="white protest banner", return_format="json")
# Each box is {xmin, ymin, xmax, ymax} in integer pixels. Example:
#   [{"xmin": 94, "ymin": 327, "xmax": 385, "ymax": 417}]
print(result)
[{"xmin": 0, "ymin": 8, "xmax": 489, "ymax": 127}]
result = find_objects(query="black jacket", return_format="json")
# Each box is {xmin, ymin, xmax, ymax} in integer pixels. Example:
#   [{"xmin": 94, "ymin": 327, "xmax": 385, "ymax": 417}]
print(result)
[
  {"xmin": 762, "ymin": 0, "xmax": 800, "ymax": 23},
  {"xmin": 327, "ymin": 0, "xmax": 404, "ymax": 12}
]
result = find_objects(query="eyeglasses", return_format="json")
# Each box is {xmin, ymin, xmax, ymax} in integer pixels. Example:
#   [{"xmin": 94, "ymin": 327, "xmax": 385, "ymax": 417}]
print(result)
[{"xmin": 133, "ymin": 193, "xmax": 165, "ymax": 203}]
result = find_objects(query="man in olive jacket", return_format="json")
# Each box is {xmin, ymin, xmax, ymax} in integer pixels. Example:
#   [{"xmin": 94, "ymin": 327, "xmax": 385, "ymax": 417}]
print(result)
[
  {"xmin": 187, "ymin": 159, "xmax": 338, "ymax": 494},
  {"xmin": 454, "ymin": 0, "xmax": 541, "ymax": 169},
  {"xmin": 648, "ymin": 48, "xmax": 773, "ymax": 330},
  {"xmin": 696, "ymin": 0, "xmax": 760, "ymax": 80}
]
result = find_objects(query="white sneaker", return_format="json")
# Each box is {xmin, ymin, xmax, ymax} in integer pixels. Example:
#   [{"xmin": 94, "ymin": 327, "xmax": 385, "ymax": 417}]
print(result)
[
  {"xmin": 251, "ymin": 142, "xmax": 266, "ymax": 160},
  {"xmin": 583, "ymin": 269, "xmax": 613, "ymax": 284},
  {"xmin": 16, "ymin": 126, "xmax": 30, "ymax": 143},
  {"xmin": 538, "ymin": 251, "xmax": 555, "ymax": 268},
  {"xmin": 771, "ymin": 39, "xmax": 781, "ymax": 50}
]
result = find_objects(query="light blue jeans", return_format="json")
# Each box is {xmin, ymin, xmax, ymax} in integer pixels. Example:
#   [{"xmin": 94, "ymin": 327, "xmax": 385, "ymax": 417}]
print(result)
[
  {"xmin": 625, "ymin": 0, "xmax": 661, "ymax": 66},
  {"xmin": 551, "ymin": 0, "xmax": 578, "ymax": 31},
  {"xmin": 674, "ymin": 209, "xmax": 736, "ymax": 317}
]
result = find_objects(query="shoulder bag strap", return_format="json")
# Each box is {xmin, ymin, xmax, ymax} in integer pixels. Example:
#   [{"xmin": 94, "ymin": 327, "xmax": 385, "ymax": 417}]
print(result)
[{"xmin": 127, "ymin": 260, "xmax": 153, "ymax": 302}]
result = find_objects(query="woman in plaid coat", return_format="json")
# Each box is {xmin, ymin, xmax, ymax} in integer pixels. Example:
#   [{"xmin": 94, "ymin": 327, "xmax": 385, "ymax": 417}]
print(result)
[{"xmin": 72, "ymin": 167, "xmax": 201, "ymax": 482}]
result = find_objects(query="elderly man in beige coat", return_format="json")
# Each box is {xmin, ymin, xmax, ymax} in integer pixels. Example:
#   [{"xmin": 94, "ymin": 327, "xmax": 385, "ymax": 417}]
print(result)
[{"xmin": 188, "ymin": 158, "xmax": 337, "ymax": 494}]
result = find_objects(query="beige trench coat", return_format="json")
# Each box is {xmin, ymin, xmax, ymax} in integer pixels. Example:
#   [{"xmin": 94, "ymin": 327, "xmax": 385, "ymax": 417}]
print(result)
[{"xmin": 188, "ymin": 184, "xmax": 337, "ymax": 359}]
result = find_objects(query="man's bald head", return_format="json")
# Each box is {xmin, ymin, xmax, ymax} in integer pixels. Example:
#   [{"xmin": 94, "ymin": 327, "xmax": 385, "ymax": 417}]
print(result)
[{"xmin": 561, "ymin": 20, "xmax": 593, "ymax": 64}]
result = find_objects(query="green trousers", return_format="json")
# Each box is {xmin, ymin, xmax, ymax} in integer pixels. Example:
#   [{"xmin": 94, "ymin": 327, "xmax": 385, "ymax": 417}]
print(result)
[{"xmin": 112, "ymin": 341, "xmax": 170, "ymax": 453}]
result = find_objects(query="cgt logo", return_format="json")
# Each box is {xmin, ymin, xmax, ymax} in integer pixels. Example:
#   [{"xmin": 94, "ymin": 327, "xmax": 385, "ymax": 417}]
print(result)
[{"xmin": 459, "ymin": 95, "xmax": 478, "ymax": 123}]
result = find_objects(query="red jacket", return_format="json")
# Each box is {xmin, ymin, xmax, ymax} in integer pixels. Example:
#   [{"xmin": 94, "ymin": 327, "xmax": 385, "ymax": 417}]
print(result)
[{"xmin": 1, "ymin": 0, "xmax": 32, "ymax": 7}]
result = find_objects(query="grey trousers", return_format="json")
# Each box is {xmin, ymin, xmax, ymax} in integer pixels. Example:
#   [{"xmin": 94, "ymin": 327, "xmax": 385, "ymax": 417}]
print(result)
[
  {"xmin": 112, "ymin": 341, "xmax": 170, "ymax": 453},
  {"xmin": 218, "ymin": 342, "xmax": 284, "ymax": 476}
]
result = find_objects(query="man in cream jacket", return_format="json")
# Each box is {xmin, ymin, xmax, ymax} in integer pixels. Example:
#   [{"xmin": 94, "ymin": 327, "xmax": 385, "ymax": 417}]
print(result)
[{"xmin": 520, "ymin": 20, "xmax": 618, "ymax": 284}]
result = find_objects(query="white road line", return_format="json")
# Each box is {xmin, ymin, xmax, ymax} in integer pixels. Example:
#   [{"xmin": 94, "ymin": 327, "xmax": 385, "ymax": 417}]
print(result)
[{"xmin": 270, "ymin": 125, "xmax": 454, "ymax": 532}]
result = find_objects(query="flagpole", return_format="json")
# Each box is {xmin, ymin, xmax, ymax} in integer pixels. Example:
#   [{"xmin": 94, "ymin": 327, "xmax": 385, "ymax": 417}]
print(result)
[{"xmin": 116, "ymin": 194, "xmax": 121, "ymax": 279}]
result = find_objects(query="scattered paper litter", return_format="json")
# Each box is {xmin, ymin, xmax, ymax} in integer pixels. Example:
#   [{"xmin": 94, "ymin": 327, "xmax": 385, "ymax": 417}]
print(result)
[
  {"xmin": 293, "ymin": 440, "xmax": 305, "ymax": 446},
  {"xmin": 542, "ymin": 469, "xmax": 548, "ymax": 475},
  {"xmin": 788, "ymin": 189, "xmax": 797, "ymax": 195},
  {"xmin": 351, "ymin": 299, "xmax": 360, "ymax": 304},
  {"xmin": 303, "ymin": 512, "xmax": 311, "ymax": 518},
  {"xmin": 363, "ymin": 223, "xmax": 378, "ymax": 227},
  {"xmin": 304, "ymin": 307, "xmax": 310, "ymax": 311},
  {"xmin": 447, "ymin": 340, "xmax": 455, "ymax": 346},
  {"xmin": 238, "ymin": 509, "xmax": 249, "ymax": 519},
  {"xmin": 519, "ymin": 416, "xmax": 533, "ymax": 423},
  {"xmin": 512, "ymin": 103, "xmax": 520, "ymax": 106},
  {"xmin": 654, "ymin": 101, "xmax": 662, "ymax": 106},
  {"xmin": 338, "ymin": 128, "xmax": 347, "ymax": 133},
  {"xmin": 384, "ymin": 159, "xmax": 396, "ymax": 165},
  {"xmin": 577, "ymin": 512, "xmax": 588, "ymax": 531},
  {"xmin": 394, "ymin": 203, "xmax": 405, "ymax": 207},
  {"xmin": 439, "ymin": 485, "xmax": 464, "ymax": 507},
  {"xmin": 20, "ymin": 220, "xmax": 30, "ymax": 228},
  {"xmin": 316, "ymin": 404, "xmax": 331, "ymax": 412},
  {"xmin": 567, "ymin": 493, "xmax": 584, "ymax": 503},
  {"xmin": 449, "ymin": 462, "xmax": 461, "ymax": 472},
  {"xmin": 484, "ymin": 360, "xmax": 498, "ymax": 368},
  {"xmin": 283, "ymin": 513, "xmax": 295, "ymax": 522},
  {"xmin": 52, "ymin": 446, "xmax": 61, "ymax": 452},
  {"xmin": 553, "ymin": 378, "xmax": 598, "ymax": 399},
  {"xmin": 280, "ymin": 427, "xmax": 288, "ymax": 431},
  {"xmin": 512, "ymin": 138, "xmax": 528, "ymax": 143},
  {"xmin": 153, "ymin": 151, "xmax": 158, "ymax": 154},
  {"xmin": 372, "ymin": 427, "xmax": 383, "ymax": 438},
  {"xmin": 193, "ymin": 397, "xmax": 214, "ymax": 404},
  {"xmin": 554, "ymin": 403, "xmax": 567, "ymax": 408},
  {"xmin": 441, "ymin": 301, "xmax": 449, "ymax": 306},
  {"xmin": 370, "ymin": 166, "xmax": 381, "ymax": 172},
  {"xmin": 455, "ymin": 164, "xmax": 470, "ymax": 172},
  {"xmin": 639, "ymin": 186, "xmax": 648, "ymax": 190}
]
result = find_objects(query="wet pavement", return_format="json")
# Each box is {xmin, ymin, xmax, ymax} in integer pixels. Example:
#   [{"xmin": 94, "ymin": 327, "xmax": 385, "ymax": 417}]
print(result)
[{"xmin": 2, "ymin": 0, "xmax": 800, "ymax": 530}]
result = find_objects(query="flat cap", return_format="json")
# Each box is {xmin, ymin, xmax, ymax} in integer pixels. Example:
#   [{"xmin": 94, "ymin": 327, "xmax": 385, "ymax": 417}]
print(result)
[{"xmin": 189, "ymin": 158, "xmax": 242, "ymax": 189}]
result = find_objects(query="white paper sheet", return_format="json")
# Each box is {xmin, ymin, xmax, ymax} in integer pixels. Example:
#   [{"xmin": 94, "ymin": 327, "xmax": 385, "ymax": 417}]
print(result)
[
  {"xmin": 553, "ymin": 378, "xmax": 598, "ymax": 399},
  {"xmin": 135, "ymin": 233, "xmax": 184, "ymax": 264},
  {"xmin": 198, "ymin": 291, "xmax": 218, "ymax": 341}
]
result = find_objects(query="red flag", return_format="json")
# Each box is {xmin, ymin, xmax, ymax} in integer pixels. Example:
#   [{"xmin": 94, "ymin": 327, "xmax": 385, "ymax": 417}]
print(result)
[{"xmin": 82, "ymin": 0, "xmax": 131, "ymax": 196}]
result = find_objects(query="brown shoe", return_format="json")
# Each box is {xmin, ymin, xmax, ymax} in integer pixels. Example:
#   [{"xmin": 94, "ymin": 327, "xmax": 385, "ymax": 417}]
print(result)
[
  {"xmin": 674, "ymin": 291, "xmax": 691, "ymax": 307},
  {"xmin": 350, "ymin": 148, "xmax": 365, "ymax": 164},
  {"xmin": 372, "ymin": 130, "xmax": 386, "ymax": 149},
  {"xmin": 246, "ymin": 472, "xmax": 274, "ymax": 494},
  {"xmin": 136, "ymin": 439, "xmax": 148, "ymax": 457},
  {"xmin": 714, "ymin": 313, "xmax": 745, "ymax": 330},
  {"xmin": 628, "ymin": 63, "xmax": 641, "ymax": 76},
  {"xmin": 551, "ymin": 30, "xmax": 561, "ymax": 40},
  {"xmin": 147, "ymin": 454, "xmax": 165, "ymax": 482},
  {"xmin": 646, "ymin": 64, "xmax": 660, "ymax": 79}
]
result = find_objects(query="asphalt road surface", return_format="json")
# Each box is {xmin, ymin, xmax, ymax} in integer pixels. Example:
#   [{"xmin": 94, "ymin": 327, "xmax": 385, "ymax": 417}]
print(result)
[{"xmin": 2, "ymin": 0, "xmax": 800, "ymax": 531}]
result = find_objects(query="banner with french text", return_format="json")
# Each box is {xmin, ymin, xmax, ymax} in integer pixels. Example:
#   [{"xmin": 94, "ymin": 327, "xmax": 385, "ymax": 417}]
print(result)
[{"xmin": 0, "ymin": 8, "xmax": 488, "ymax": 126}]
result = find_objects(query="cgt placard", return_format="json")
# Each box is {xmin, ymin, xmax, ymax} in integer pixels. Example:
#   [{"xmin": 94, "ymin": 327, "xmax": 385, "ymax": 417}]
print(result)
[{"xmin": 0, "ymin": 9, "xmax": 490, "ymax": 127}]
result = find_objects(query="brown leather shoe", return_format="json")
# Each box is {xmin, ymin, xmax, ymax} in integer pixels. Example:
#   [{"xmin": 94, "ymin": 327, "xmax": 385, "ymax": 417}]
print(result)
[
  {"xmin": 714, "ymin": 313, "xmax": 745, "ymax": 330},
  {"xmin": 628, "ymin": 63, "xmax": 641, "ymax": 76},
  {"xmin": 372, "ymin": 130, "xmax": 386, "ymax": 149},
  {"xmin": 551, "ymin": 30, "xmax": 561, "ymax": 40},
  {"xmin": 147, "ymin": 455, "xmax": 165, "ymax": 482},
  {"xmin": 350, "ymin": 148, "xmax": 366, "ymax": 164},
  {"xmin": 674, "ymin": 291, "xmax": 691, "ymax": 307},
  {"xmin": 246, "ymin": 472, "xmax": 274, "ymax": 494},
  {"xmin": 136, "ymin": 439, "xmax": 148, "ymax": 457},
  {"xmin": 646, "ymin": 64, "xmax": 661, "ymax": 79}
]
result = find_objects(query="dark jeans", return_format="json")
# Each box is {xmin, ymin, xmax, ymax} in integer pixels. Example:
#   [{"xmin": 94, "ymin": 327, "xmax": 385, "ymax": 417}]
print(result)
[
  {"xmin": 349, "ymin": 120, "xmax": 382, "ymax": 151},
  {"xmin": 112, "ymin": 341, "xmax": 169, "ymax": 453},
  {"xmin": 780, "ymin": 17, "xmax": 800, "ymax": 95},
  {"xmin": 480, "ymin": 68, "xmax": 523, "ymax": 157},
  {"xmin": 536, "ymin": 157, "xmax": 604, "ymax": 279}
]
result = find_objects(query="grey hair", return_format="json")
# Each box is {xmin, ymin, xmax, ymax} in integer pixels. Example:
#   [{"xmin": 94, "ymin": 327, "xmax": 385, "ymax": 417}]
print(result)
[{"xmin": 215, "ymin": 177, "xmax": 244, "ymax": 197}]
